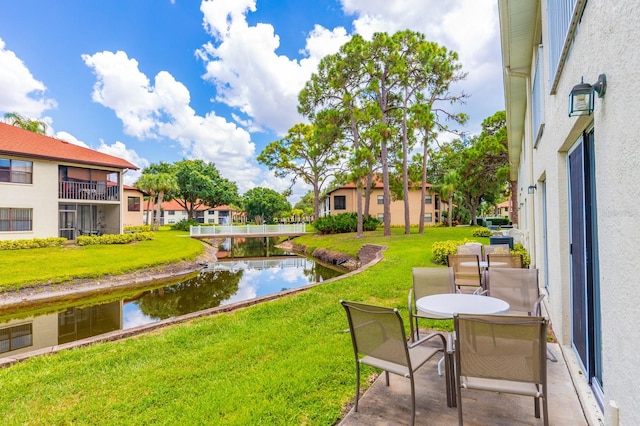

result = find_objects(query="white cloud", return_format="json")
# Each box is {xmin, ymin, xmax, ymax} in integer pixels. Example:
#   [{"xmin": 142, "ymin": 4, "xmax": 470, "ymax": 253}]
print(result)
[
  {"xmin": 96, "ymin": 140, "xmax": 150, "ymax": 185},
  {"xmin": 0, "ymin": 38, "xmax": 56, "ymax": 119},
  {"xmin": 198, "ymin": 0, "xmax": 350, "ymax": 136},
  {"xmin": 54, "ymin": 131, "xmax": 90, "ymax": 148},
  {"xmin": 82, "ymin": 49, "xmax": 260, "ymax": 192},
  {"xmin": 340, "ymin": 0, "xmax": 504, "ymax": 132}
]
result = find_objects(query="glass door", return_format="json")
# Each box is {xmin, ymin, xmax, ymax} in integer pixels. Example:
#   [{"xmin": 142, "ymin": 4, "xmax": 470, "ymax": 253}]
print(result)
[{"xmin": 59, "ymin": 209, "xmax": 76, "ymax": 240}]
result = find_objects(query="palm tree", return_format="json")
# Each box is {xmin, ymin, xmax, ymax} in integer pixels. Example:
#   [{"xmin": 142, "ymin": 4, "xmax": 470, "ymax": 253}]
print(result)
[
  {"xmin": 4, "ymin": 112, "xmax": 47, "ymax": 134},
  {"xmin": 134, "ymin": 174, "xmax": 157, "ymax": 227},
  {"xmin": 436, "ymin": 170, "xmax": 459, "ymax": 227},
  {"xmin": 151, "ymin": 173, "xmax": 178, "ymax": 231}
]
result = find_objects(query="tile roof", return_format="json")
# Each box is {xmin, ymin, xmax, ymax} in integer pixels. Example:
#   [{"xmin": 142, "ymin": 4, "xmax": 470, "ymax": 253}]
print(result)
[{"xmin": 0, "ymin": 123, "xmax": 138, "ymax": 170}]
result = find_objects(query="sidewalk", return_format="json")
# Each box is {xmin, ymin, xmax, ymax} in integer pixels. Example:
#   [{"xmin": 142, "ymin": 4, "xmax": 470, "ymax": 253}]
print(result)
[{"xmin": 339, "ymin": 342, "xmax": 587, "ymax": 425}]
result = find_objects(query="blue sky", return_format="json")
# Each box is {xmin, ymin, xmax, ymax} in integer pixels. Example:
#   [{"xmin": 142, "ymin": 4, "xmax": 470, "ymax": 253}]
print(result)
[{"xmin": 0, "ymin": 0, "xmax": 503, "ymax": 202}]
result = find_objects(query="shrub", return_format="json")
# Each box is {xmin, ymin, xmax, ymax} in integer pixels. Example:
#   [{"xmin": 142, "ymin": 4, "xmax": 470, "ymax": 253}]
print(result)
[
  {"xmin": 76, "ymin": 232, "xmax": 154, "ymax": 246},
  {"xmin": 171, "ymin": 219, "xmax": 202, "ymax": 232},
  {"xmin": 0, "ymin": 237, "xmax": 67, "ymax": 250},
  {"xmin": 472, "ymin": 228, "xmax": 493, "ymax": 237},
  {"xmin": 512, "ymin": 243, "xmax": 531, "ymax": 268},
  {"xmin": 431, "ymin": 238, "xmax": 477, "ymax": 265},
  {"xmin": 124, "ymin": 225, "xmax": 151, "ymax": 232},
  {"xmin": 313, "ymin": 213, "xmax": 380, "ymax": 234}
]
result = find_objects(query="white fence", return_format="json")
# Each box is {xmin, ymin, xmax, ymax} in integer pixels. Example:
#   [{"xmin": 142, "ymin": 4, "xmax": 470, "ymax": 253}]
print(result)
[{"xmin": 190, "ymin": 223, "xmax": 307, "ymax": 237}]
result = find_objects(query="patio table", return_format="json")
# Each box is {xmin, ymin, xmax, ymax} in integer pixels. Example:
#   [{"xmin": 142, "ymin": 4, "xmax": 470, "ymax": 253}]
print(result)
[{"xmin": 416, "ymin": 293, "xmax": 510, "ymax": 407}]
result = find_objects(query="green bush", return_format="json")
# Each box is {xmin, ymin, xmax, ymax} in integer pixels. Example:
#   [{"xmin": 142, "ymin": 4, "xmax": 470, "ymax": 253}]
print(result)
[
  {"xmin": 171, "ymin": 219, "xmax": 202, "ymax": 232},
  {"xmin": 431, "ymin": 238, "xmax": 477, "ymax": 265},
  {"xmin": 0, "ymin": 237, "xmax": 67, "ymax": 250},
  {"xmin": 512, "ymin": 242, "xmax": 531, "ymax": 267},
  {"xmin": 472, "ymin": 228, "xmax": 493, "ymax": 237},
  {"xmin": 76, "ymin": 232, "xmax": 154, "ymax": 246},
  {"xmin": 124, "ymin": 225, "xmax": 151, "ymax": 232},
  {"xmin": 313, "ymin": 213, "xmax": 380, "ymax": 234}
]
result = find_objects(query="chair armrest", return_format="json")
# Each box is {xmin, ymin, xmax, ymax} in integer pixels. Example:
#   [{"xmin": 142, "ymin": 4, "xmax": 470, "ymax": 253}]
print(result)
[
  {"xmin": 408, "ymin": 331, "xmax": 447, "ymax": 350},
  {"xmin": 408, "ymin": 288, "xmax": 414, "ymax": 315},
  {"xmin": 533, "ymin": 294, "xmax": 545, "ymax": 316}
]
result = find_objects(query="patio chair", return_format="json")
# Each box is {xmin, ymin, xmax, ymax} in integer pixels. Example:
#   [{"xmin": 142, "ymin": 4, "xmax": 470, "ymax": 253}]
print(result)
[
  {"xmin": 447, "ymin": 254, "xmax": 484, "ymax": 294},
  {"xmin": 407, "ymin": 267, "xmax": 455, "ymax": 342},
  {"xmin": 486, "ymin": 268, "xmax": 558, "ymax": 363},
  {"xmin": 453, "ymin": 314, "xmax": 549, "ymax": 426},
  {"xmin": 482, "ymin": 244, "xmax": 510, "ymax": 261},
  {"xmin": 485, "ymin": 268, "xmax": 543, "ymax": 315},
  {"xmin": 456, "ymin": 243, "xmax": 483, "ymax": 259},
  {"xmin": 486, "ymin": 253, "xmax": 523, "ymax": 269},
  {"xmin": 341, "ymin": 300, "xmax": 450, "ymax": 425}
]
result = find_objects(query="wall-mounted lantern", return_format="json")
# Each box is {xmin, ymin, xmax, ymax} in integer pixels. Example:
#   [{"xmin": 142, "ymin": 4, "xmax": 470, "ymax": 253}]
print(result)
[{"xmin": 569, "ymin": 74, "xmax": 606, "ymax": 116}]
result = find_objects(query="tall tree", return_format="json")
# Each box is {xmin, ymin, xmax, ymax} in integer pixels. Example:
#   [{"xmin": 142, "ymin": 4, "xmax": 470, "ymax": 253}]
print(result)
[
  {"xmin": 4, "ymin": 112, "xmax": 47, "ymax": 134},
  {"xmin": 135, "ymin": 162, "xmax": 178, "ymax": 230},
  {"xmin": 242, "ymin": 187, "xmax": 291, "ymax": 224},
  {"xmin": 430, "ymin": 111, "xmax": 509, "ymax": 225},
  {"xmin": 299, "ymin": 36, "xmax": 374, "ymax": 237},
  {"xmin": 173, "ymin": 159, "xmax": 239, "ymax": 219},
  {"xmin": 257, "ymin": 115, "xmax": 345, "ymax": 222}
]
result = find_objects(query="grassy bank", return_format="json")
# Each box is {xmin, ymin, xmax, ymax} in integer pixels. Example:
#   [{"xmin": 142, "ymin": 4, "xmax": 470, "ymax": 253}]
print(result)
[
  {"xmin": 0, "ymin": 229, "xmax": 204, "ymax": 291},
  {"xmin": 0, "ymin": 226, "xmax": 481, "ymax": 425}
]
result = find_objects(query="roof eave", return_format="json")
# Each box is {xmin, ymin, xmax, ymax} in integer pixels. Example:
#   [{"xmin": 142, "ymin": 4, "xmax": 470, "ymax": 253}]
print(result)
[{"xmin": 498, "ymin": 0, "xmax": 538, "ymax": 181}]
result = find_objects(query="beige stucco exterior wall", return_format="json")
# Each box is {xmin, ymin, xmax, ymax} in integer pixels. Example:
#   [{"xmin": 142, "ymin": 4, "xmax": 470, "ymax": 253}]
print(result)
[
  {"xmin": 123, "ymin": 188, "xmax": 144, "ymax": 227},
  {"xmin": 0, "ymin": 158, "xmax": 59, "ymax": 240},
  {"xmin": 325, "ymin": 187, "xmax": 441, "ymax": 226},
  {"xmin": 1, "ymin": 156, "xmax": 127, "ymax": 240},
  {"xmin": 513, "ymin": 1, "xmax": 640, "ymax": 423}
]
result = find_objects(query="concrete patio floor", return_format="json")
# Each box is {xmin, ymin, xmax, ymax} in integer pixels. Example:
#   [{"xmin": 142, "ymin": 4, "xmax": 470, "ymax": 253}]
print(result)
[{"xmin": 339, "ymin": 342, "xmax": 588, "ymax": 425}]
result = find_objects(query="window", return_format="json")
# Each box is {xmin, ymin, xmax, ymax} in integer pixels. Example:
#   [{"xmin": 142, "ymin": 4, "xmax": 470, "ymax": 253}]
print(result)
[
  {"xmin": 424, "ymin": 213, "xmax": 433, "ymax": 223},
  {"xmin": 547, "ymin": 0, "xmax": 582, "ymax": 91},
  {"xmin": 0, "ymin": 208, "xmax": 33, "ymax": 231},
  {"xmin": 424, "ymin": 195, "xmax": 432, "ymax": 204},
  {"xmin": 377, "ymin": 195, "xmax": 384, "ymax": 205},
  {"xmin": 0, "ymin": 323, "xmax": 33, "ymax": 354},
  {"xmin": 334, "ymin": 195, "xmax": 346, "ymax": 210},
  {"xmin": 127, "ymin": 197, "xmax": 141, "ymax": 212},
  {"xmin": 377, "ymin": 213, "xmax": 384, "ymax": 222},
  {"xmin": 168, "ymin": 211, "xmax": 175, "ymax": 215},
  {"xmin": 0, "ymin": 159, "xmax": 33, "ymax": 184}
]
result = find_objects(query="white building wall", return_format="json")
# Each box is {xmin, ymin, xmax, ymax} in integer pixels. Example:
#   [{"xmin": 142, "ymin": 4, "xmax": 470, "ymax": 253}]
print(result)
[
  {"xmin": 528, "ymin": 1, "xmax": 640, "ymax": 424},
  {"xmin": 0, "ymin": 159, "xmax": 59, "ymax": 240}
]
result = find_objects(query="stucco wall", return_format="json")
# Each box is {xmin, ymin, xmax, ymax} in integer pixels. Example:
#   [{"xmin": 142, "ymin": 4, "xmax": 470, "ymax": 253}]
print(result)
[
  {"xmin": 0, "ymin": 159, "xmax": 59, "ymax": 240},
  {"xmin": 528, "ymin": 1, "xmax": 640, "ymax": 423},
  {"xmin": 325, "ymin": 187, "xmax": 441, "ymax": 226}
]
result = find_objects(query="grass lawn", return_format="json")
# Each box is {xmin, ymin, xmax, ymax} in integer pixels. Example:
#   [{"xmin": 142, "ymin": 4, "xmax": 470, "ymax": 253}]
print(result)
[
  {"xmin": 0, "ymin": 226, "xmax": 483, "ymax": 425},
  {"xmin": 0, "ymin": 229, "xmax": 204, "ymax": 292}
]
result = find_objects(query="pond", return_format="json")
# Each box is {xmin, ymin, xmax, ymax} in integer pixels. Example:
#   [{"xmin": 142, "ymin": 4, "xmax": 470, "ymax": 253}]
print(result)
[{"xmin": 0, "ymin": 238, "xmax": 345, "ymax": 357}]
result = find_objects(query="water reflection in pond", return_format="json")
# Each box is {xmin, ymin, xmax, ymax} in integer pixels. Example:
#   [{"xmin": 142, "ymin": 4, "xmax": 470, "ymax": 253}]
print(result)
[{"xmin": 0, "ymin": 238, "xmax": 344, "ymax": 357}]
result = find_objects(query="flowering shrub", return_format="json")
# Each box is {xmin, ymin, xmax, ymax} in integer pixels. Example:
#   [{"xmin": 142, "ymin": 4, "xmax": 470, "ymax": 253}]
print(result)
[
  {"xmin": 472, "ymin": 228, "xmax": 492, "ymax": 237},
  {"xmin": 512, "ymin": 243, "xmax": 531, "ymax": 267},
  {"xmin": 431, "ymin": 238, "xmax": 478, "ymax": 265},
  {"xmin": 76, "ymin": 232, "xmax": 154, "ymax": 246},
  {"xmin": 0, "ymin": 237, "xmax": 67, "ymax": 250}
]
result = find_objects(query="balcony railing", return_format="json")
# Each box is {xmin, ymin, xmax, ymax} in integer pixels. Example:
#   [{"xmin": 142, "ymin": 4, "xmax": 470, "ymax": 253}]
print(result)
[{"xmin": 59, "ymin": 181, "xmax": 119, "ymax": 201}]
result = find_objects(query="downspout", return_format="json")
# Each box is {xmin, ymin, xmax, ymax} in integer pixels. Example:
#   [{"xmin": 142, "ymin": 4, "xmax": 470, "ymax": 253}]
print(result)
[{"xmin": 505, "ymin": 66, "xmax": 535, "ymax": 266}]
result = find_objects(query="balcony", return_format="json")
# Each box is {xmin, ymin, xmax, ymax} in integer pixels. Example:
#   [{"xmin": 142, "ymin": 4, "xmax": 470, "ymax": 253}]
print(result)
[{"xmin": 58, "ymin": 181, "xmax": 119, "ymax": 202}]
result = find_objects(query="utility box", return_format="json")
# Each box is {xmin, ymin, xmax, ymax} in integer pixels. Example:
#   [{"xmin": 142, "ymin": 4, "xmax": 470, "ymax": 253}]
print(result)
[{"xmin": 489, "ymin": 236, "xmax": 514, "ymax": 249}]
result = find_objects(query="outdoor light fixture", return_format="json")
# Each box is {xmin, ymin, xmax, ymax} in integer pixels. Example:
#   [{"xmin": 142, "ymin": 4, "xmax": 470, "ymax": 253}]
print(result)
[
  {"xmin": 528, "ymin": 184, "xmax": 537, "ymax": 194},
  {"xmin": 569, "ymin": 74, "xmax": 607, "ymax": 116}
]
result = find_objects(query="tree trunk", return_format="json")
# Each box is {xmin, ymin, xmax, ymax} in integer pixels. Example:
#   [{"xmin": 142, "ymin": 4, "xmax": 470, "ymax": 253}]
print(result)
[
  {"xmin": 155, "ymin": 191, "xmax": 165, "ymax": 231},
  {"xmin": 419, "ymin": 136, "xmax": 428, "ymax": 234}
]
